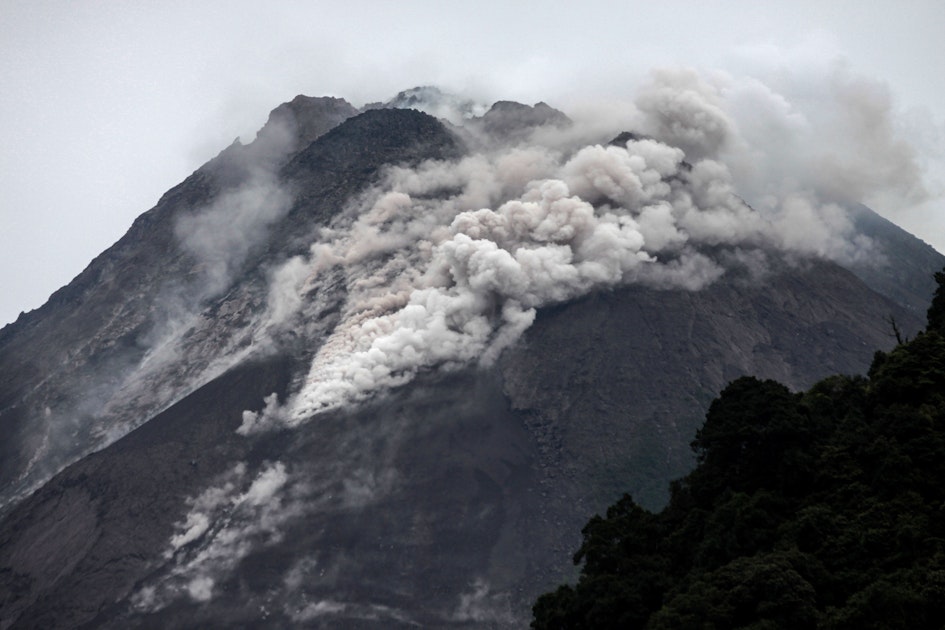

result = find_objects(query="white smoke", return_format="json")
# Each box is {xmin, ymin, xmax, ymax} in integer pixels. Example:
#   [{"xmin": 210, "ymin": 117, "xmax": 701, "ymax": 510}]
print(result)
[
  {"xmin": 452, "ymin": 578, "xmax": 514, "ymax": 624},
  {"xmin": 239, "ymin": 133, "xmax": 843, "ymax": 425},
  {"xmin": 134, "ymin": 461, "xmax": 299, "ymax": 610},
  {"xmin": 374, "ymin": 85, "xmax": 490, "ymax": 126},
  {"xmin": 636, "ymin": 68, "xmax": 735, "ymax": 160},
  {"xmin": 175, "ymin": 173, "xmax": 293, "ymax": 299},
  {"xmin": 238, "ymin": 392, "xmax": 285, "ymax": 435},
  {"xmin": 291, "ymin": 600, "xmax": 349, "ymax": 621},
  {"xmin": 634, "ymin": 64, "xmax": 930, "ymax": 229},
  {"xmin": 228, "ymin": 63, "xmax": 935, "ymax": 426}
]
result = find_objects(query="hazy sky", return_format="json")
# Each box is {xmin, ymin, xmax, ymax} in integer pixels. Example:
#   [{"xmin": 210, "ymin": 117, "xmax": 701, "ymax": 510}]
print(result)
[{"xmin": 2, "ymin": 0, "xmax": 943, "ymax": 326}]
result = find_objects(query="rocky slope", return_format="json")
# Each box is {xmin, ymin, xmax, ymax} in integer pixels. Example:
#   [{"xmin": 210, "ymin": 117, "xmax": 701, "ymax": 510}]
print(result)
[{"xmin": 0, "ymin": 100, "xmax": 461, "ymax": 513}]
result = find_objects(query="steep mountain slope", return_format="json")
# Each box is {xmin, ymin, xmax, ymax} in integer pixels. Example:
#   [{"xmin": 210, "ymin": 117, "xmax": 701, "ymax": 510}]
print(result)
[
  {"xmin": 500, "ymin": 260, "xmax": 920, "ymax": 509},
  {"xmin": 0, "ymin": 100, "xmax": 460, "ymax": 512},
  {"xmin": 0, "ymin": 89, "xmax": 942, "ymax": 628},
  {"xmin": 847, "ymin": 203, "xmax": 945, "ymax": 316}
]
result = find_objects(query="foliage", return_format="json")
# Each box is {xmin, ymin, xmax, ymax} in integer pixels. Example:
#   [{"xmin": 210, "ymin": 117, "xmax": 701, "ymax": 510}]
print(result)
[
  {"xmin": 533, "ymin": 268, "xmax": 945, "ymax": 629},
  {"xmin": 928, "ymin": 269, "xmax": 945, "ymax": 334}
]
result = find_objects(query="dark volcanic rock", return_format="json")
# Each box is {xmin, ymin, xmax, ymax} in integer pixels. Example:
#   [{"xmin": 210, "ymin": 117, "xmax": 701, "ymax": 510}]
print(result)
[
  {"xmin": 261, "ymin": 95, "xmax": 359, "ymax": 155},
  {"xmin": 501, "ymin": 260, "xmax": 922, "ymax": 510},
  {"xmin": 847, "ymin": 203, "xmax": 945, "ymax": 317},
  {"xmin": 475, "ymin": 100, "xmax": 571, "ymax": 139},
  {"xmin": 0, "ymin": 357, "xmax": 293, "ymax": 629},
  {"xmin": 206, "ymin": 95, "xmax": 360, "ymax": 189},
  {"xmin": 282, "ymin": 107, "xmax": 464, "ymax": 198}
]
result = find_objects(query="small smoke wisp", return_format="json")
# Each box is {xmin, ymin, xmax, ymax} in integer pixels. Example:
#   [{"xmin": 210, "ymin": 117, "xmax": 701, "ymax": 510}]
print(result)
[
  {"xmin": 132, "ymin": 461, "xmax": 299, "ymax": 611},
  {"xmin": 453, "ymin": 578, "xmax": 515, "ymax": 624},
  {"xmin": 175, "ymin": 173, "xmax": 293, "ymax": 300}
]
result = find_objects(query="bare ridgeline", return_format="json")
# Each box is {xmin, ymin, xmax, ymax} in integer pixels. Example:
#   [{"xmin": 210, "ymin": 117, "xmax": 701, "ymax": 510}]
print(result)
[{"xmin": 1, "ymin": 81, "xmax": 943, "ymax": 628}]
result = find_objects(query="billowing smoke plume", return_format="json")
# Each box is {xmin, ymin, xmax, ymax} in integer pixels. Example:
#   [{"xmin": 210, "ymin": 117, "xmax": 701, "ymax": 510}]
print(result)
[
  {"xmin": 632, "ymin": 65, "xmax": 929, "ymax": 225},
  {"xmin": 240, "ymin": 65, "xmax": 909, "ymax": 427},
  {"xmin": 280, "ymin": 141, "xmax": 737, "ymax": 420},
  {"xmin": 636, "ymin": 68, "xmax": 735, "ymax": 161}
]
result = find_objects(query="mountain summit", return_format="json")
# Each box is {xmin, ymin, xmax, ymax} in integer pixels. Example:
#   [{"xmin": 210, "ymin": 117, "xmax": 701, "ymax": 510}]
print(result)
[{"xmin": 0, "ymin": 88, "xmax": 942, "ymax": 628}]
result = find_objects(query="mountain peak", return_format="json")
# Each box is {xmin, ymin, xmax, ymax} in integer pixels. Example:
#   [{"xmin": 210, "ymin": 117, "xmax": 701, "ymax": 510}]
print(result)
[
  {"xmin": 382, "ymin": 85, "xmax": 449, "ymax": 108},
  {"xmin": 363, "ymin": 85, "xmax": 488, "ymax": 125},
  {"xmin": 476, "ymin": 99, "xmax": 571, "ymax": 138},
  {"xmin": 253, "ymin": 94, "xmax": 359, "ymax": 156},
  {"xmin": 360, "ymin": 87, "xmax": 572, "ymax": 139}
]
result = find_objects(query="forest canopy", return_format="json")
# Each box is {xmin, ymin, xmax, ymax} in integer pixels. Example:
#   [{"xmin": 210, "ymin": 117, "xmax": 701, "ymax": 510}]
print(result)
[{"xmin": 532, "ymin": 268, "xmax": 945, "ymax": 629}]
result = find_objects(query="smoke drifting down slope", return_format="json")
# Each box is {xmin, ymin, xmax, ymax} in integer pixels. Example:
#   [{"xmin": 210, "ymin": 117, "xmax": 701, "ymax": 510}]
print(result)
[{"xmin": 237, "ymin": 66, "xmax": 929, "ymax": 426}]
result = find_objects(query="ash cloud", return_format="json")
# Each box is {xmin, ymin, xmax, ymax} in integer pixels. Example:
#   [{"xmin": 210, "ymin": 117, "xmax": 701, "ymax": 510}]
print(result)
[
  {"xmin": 634, "ymin": 64, "xmax": 930, "ymax": 233},
  {"xmin": 235, "ymin": 103, "xmax": 861, "ymax": 423},
  {"xmin": 281, "ymin": 143, "xmax": 720, "ymax": 419},
  {"xmin": 233, "ymin": 66, "xmax": 934, "ymax": 425},
  {"xmin": 636, "ymin": 68, "xmax": 735, "ymax": 161}
]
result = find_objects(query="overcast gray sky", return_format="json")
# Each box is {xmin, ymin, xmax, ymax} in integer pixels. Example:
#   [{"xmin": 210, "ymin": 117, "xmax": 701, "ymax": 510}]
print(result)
[{"xmin": 2, "ymin": 0, "xmax": 943, "ymax": 326}]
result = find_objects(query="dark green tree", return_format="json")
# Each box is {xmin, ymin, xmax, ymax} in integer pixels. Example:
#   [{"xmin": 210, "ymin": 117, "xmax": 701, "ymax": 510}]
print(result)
[
  {"xmin": 927, "ymin": 268, "xmax": 945, "ymax": 334},
  {"xmin": 688, "ymin": 377, "xmax": 815, "ymax": 500},
  {"xmin": 533, "ymin": 268, "xmax": 945, "ymax": 629}
]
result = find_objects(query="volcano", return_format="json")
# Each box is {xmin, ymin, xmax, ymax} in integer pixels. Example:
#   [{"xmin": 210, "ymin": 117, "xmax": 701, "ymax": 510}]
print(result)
[{"xmin": 1, "ymin": 89, "xmax": 942, "ymax": 628}]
